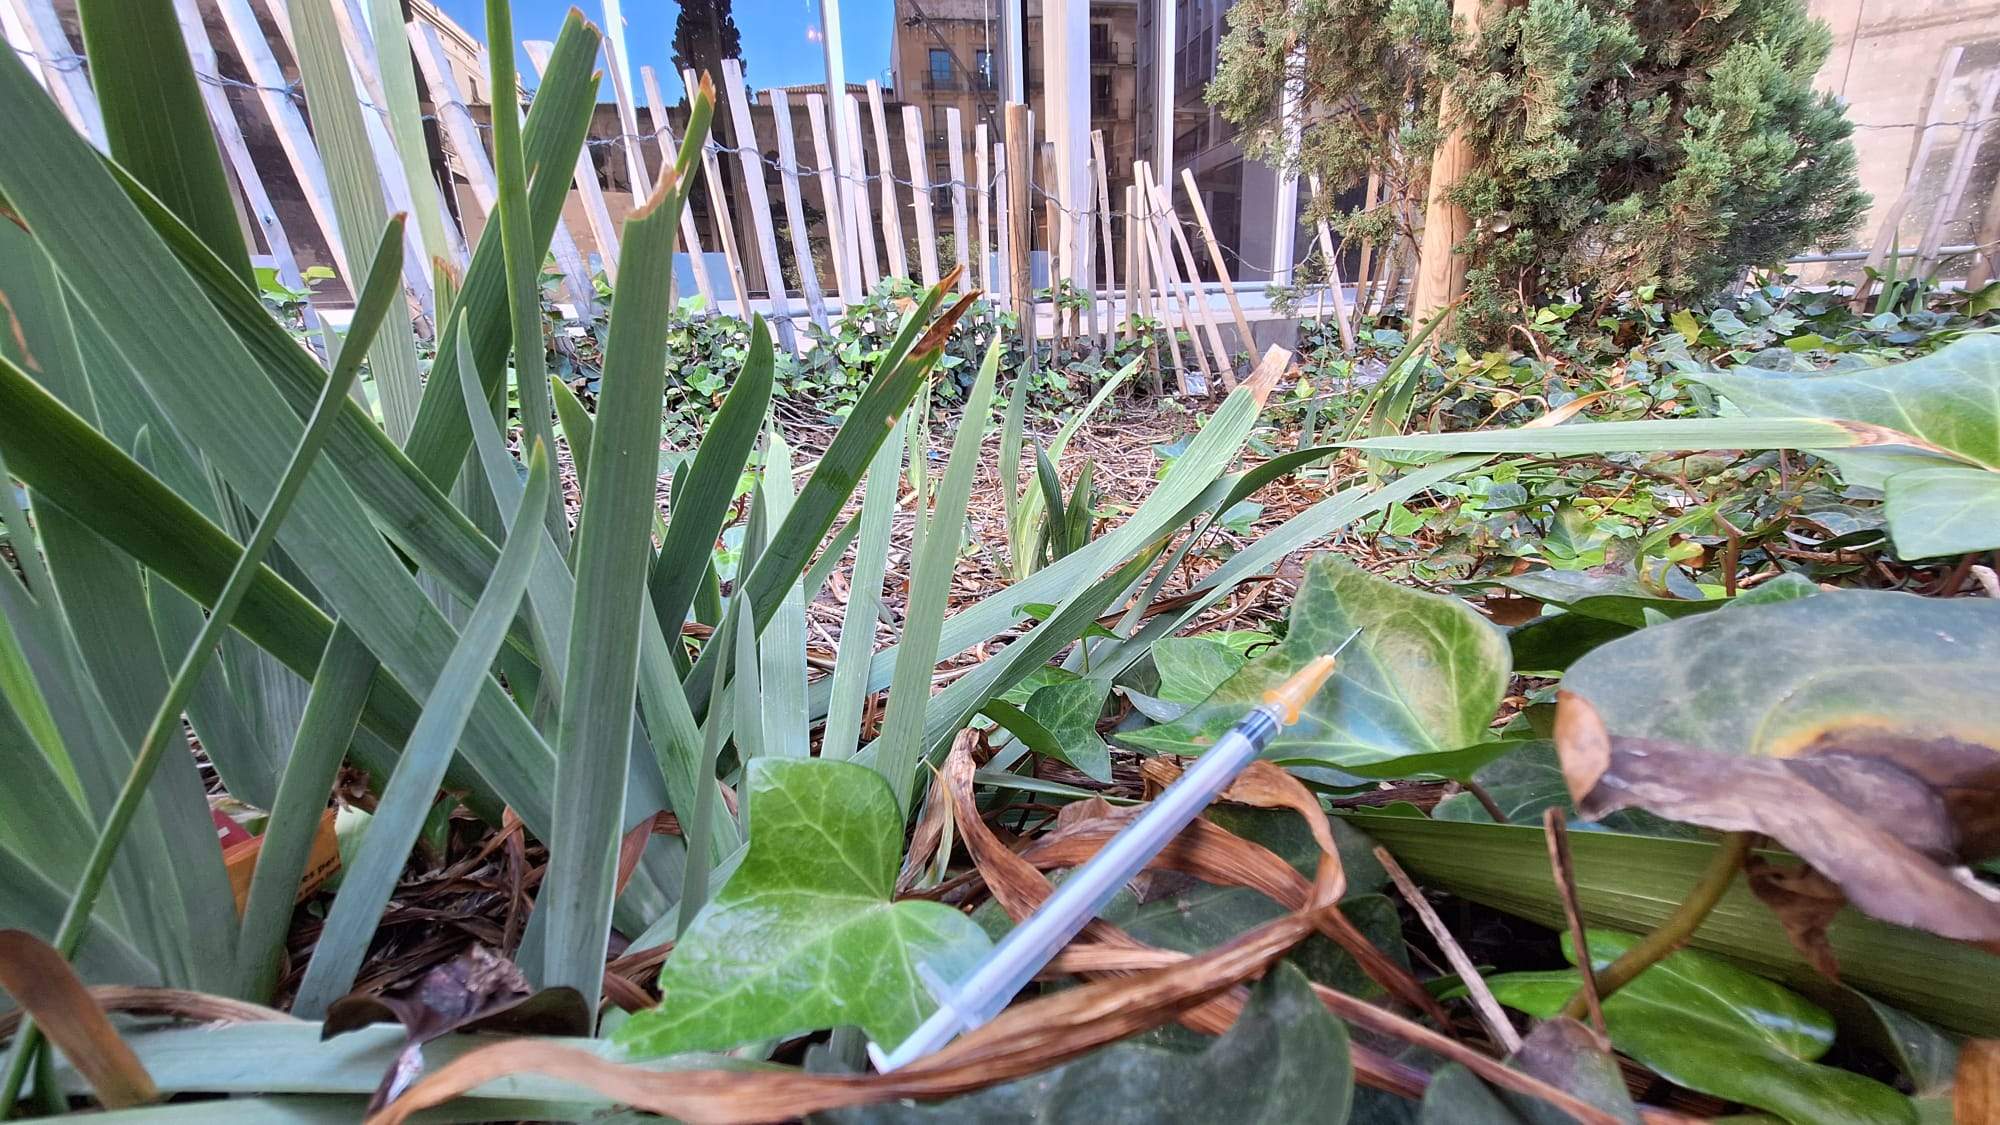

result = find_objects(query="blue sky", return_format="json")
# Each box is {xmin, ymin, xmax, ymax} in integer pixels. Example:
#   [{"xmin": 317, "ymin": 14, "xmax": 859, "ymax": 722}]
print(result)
[{"xmin": 429, "ymin": 0, "xmax": 895, "ymax": 102}]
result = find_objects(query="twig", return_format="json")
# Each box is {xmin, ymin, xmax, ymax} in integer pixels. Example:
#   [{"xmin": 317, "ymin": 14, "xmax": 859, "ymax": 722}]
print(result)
[
  {"xmin": 1541, "ymin": 809, "xmax": 1607, "ymax": 1044},
  {"xmin": 1373, "ymin": 846, "xmax": 1521, "ymax": 1053},
  {"xmin": 1561, "ymin": 832, "xmax": 1753, "ymax": 1020},
  {"xmin": 1463, "ymin": 779, "xmax": 1508, "ymax": 825}
]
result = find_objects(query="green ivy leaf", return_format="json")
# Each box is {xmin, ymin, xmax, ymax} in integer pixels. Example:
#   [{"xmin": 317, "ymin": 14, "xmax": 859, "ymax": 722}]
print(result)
[
  {"xmin": 1880, "ymin": 466, "xmax": 2000, "ymax": 559},
  {"xmin": 1483, "ymin": 931, "xmax": 1914, "ymax": 1125},
  {"xmin": 1419, "ymin": 1018, "xmax": 1640, "ymax": 1123},
  {"xmin": 1697, "ymin": 334, "xmax": 2000, "ymax": 490},
  {"xmin": 1122, "ymin": 556, "xmax": 1509, "ymax": 770},
  {"xmin": 1671, "ymin": 308, "xmax": 1703, "ymax": 344},
  {"xmin": 1151, "ymin": 636, "xmax": 1249, "ymax": 705},
  {"xmin": 1024, "ymin": 678, "xmax": 1112, "ymax": 782},
  {"xmin": 1428, "ymin": 741, "xmax": 1697, "ymax": 837},
  {"xmin": 1490, "ymin": 569, "xmax": 1720, "ymax": 628},
  {"xmin": 615, "ymin": 759, "xmax": 991, "ymax": 1057},
  {"xmin": 813, "ymin": 963, "xmax": 1351, "ymax": 1123}
]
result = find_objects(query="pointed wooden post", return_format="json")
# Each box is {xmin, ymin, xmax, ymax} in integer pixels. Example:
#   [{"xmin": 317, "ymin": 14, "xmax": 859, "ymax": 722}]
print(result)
[
  {"xmin": 599, "ymin": 0, "xmax": 651, "ymax": 197},
  {"xmin": 866, "ymin": 80, "xmax": 909, "ymax": 278},
  {"xmin": 804, "ymin": 92, "xmax": 856, "ymax": 308},
  {"xmin": 170, "ymin": 0, "xmax": 311, "ymax": 303},
  {"xmin": 408, "ymin": 22, "xmax": 593, "ymax": 308},
  {"xmin": 720, "ymin": 60, "xmax": 797, "ymax": 350},
  {"xmin": 1179, "ymin": 168, "xmax": 1256, "ymax": 356},
  {"xmin": 945, "ymin": 108, "xmax": 972, "ymax": 293},
  {"xmin": 975, "ymin": 122, "xmax": 994, "ymax": 294},
  {"xmin": 901, "ymin": 104, "xmax": 941, "ymax": 287},
  {"xmin": 684, "ymin": 66, "xmax": 757, "ymax": 324},
  {"xmin": 769, "ymin": 88, "xmax": 829, "ymax": 328}
]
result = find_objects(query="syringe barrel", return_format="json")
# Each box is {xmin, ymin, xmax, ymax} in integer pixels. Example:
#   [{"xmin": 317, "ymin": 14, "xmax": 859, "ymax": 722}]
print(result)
[{"xmin": 947, "ymin": 705, "xmax": 1281, "ymax": 1027}]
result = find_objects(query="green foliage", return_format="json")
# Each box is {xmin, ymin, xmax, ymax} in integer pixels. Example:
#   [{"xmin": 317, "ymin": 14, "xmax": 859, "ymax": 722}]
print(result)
[
  {"xmin": 615, "ymin": 759, "xmax": 992, "ymax": 1056},
  {"xmin": 1209, "ymin": 0, "xmax": 1868, "ymax": 341},
  {"xmin": 815, "ymin": 964, "xmax": 1352, "ymax": 1123},
  {"xmin": 1124, "ymin": 557, "xmax": 1510, "ymax": 770},
  {"xmin": 1484, "ymin": 932, "xmax": 1914, "ymax": 1125}
]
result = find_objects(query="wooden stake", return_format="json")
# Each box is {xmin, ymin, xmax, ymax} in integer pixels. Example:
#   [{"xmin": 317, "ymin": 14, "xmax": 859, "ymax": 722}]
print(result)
[
  {"xmin": 1122, "ymin": 180, "xmax": 1139, "ymax": 340},
  {"xmin": 339, "ymin": 0, "xmax": 466, "ymax": 271},
  {"xmin": 975, "ymin": 123, "xmax": 994, "ymax": 294},
  {"xmin": 1917, "ymin": 68, "xmax": 2000, "ymax": 277},
  {"xmin": 1135, "ymin": 180, "xmax": 1194, "ymax": 393},
  {"xmin": 1042, "ymin": 141, "xmax": 1063, "ymax": 345},
  {"xmin": 1968, "ymin": 161, "xmax": 2000, "ymax": 290},
  {"xmin": 901, "ymin": 104, "xmax": 942, "ymax": 286},
  {"xmin": 1144, "ymin": 162, "xmax": 1231, "ymax": 382},
  {"xmin": 0, "ymin": 2, "xmax": 49, "ymax": 96},
  {"xmin": 1005, "ymin": 103, "xmax": 1034, "ymax": 352},
  {"xmin": 1135, "ymin": 161, "xmax": 1210, "ymax": 389},
  {"xmin": 769, "ymin": 88, "xmax": 829, "ymax": 329},
  {"xmin": 845, "ymin": 92, "xmax": 882, "ymax": 290},
  {"xmin": 804, "ymin": 92, "xmax": 857, "ymax": 308},
  {"xmin": 1179, "ymin": 167, "xmax": 1256, "ymax": 357},
  {"xmin": 263, "ymin": 0, "xmax": 433, "ymax": 317},
  {"xmin": 212, "ymin": 0, "xmax": 351, "ymax": 283},
  {"xmin": 993, "ymin": 144, "xmax": 1012, "ymax": 308},
  {"xmin": 684, "ymin": 66, "xmax": 757, "ymax": 325},
  {"xmin": 598, "ymin": 0, "xmax": 651, "ymax": 197},
  {"xmin": 8, "ymin": 0, "xmax": 105, "ymax": 146},
  {"xmin": 866, "ymin": 80, "xmax": 909, "ymax": 278},
  {"xmin": 1356, "ymin": 169, "xmax": 1381, "ymax": 309},
  {"xmin": 407, "ymin": 22, "xmax": 591, "ymax": 307},
  {"xmin": 1081, "ymin": 148, "xmax": 1102, "ymax": 347},
  {"xmin": 945, "ymin": 108, "xmax": 972, "ymax": 293},
  {"xmin": 1092, "ymin": 130, "xmax": 1119, "ymax": 350},
  {"xmin": 169, "ymin": 0, "xmax": 312, "ymax": 302},
  {"xmin": 1307, "ymin": 173, "xmax": 1358, "ymax": 353},
  {"xmin": 721, "ymin": 60, "xmax": 796, "ymax": 349}
]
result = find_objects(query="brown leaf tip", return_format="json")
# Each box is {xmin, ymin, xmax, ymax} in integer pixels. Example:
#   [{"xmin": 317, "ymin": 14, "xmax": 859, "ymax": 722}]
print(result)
[{"xmin": 1553, "ymin": 691, "xmax": 1612, "ymax": 807}]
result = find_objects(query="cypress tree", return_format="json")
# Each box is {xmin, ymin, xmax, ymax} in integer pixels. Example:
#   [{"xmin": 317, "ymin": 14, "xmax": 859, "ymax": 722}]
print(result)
[{"xmin": 1208, "ymin": 0, "xmax": 1868, "ymax": 341}]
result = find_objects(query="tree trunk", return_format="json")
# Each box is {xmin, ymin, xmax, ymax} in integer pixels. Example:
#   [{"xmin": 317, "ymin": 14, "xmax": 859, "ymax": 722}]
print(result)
[{"xmin": 1409, "ymin": 0, "xmax": 1489, "ymax": 336}]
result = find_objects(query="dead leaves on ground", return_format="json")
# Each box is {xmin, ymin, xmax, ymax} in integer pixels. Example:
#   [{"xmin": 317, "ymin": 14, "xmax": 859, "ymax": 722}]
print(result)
[
  {"xmin": 322, "ymin": 944, "xmax": 588, "ymax": 1112},
  {"xmin": 364, "ymin": 735, "xmax": 1621, "ymax": 1125}
]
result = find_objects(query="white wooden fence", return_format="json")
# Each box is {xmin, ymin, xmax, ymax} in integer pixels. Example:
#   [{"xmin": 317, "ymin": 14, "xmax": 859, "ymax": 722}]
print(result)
[{"xmin": 2, "ymin": 0, "xmax": 1371, "ymax": 395}]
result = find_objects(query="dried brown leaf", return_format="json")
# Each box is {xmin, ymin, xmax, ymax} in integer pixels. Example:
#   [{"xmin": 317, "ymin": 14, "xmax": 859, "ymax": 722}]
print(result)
[
  {"xmin": 896, "ymin": 765, "xmax": 955, "ymax": 894},
  {"xmin": 0, "ymin": 930, "xmax": 157, "ymax": 1108},
  {"xmin": 367, "ymin": 892, "xmax": 1328, "ymax": 1125},
  {"xmin": 1555, "ymin": 692, "xmax": 2000, "ymax": 944},
  {"xmin": 1744, "ymin": 856, "xmax": 1847, "ymax": 979},
  {"xmin": 324, "ymin": 945, "xmax": 589, "ymax": 1111},
  {"xmin": 0, "ymin": 986, "xmax": 296, "ymax": 1042},
  {"xmin": 1959, "ymin": 1039, "xmax": 2000, "ymax": 1125}
]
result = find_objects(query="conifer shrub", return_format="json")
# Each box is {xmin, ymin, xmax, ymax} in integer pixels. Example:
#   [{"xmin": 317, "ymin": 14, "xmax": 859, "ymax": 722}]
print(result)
[{"xmin": 1208, "ymin": 0, "xmax": 1869, "ymax": 341}]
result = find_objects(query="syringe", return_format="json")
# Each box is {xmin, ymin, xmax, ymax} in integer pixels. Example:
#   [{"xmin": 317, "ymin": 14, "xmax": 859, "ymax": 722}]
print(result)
[{"xmin": 869, "ymin": 629, "xmax": 1360, "ymax": 1071}]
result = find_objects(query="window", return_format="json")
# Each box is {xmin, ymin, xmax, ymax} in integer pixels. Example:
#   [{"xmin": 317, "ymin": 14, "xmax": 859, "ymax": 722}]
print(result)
[
  {"xmin": 928, "ymin": 48, "xmax": 953, "ymax": 89},
  {"xmin": 974, "ymin": 49, "xmax": 994, "ymax": 91},
  {"xmin": 933, "ymin": 104, "xmax": 951, "ymax": 141},
  {"xmin": 1092, "ymin": 73, "xmax": 1112, "ymax": 108},
  {"xmin": 1089, "ymin": 22, "xmax": 1111, "ymax": 58}
]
